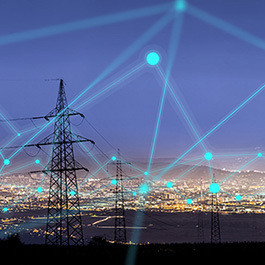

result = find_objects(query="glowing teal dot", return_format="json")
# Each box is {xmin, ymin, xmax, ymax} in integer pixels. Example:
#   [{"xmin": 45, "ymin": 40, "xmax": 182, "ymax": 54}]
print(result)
[
  {"xmin": 258, "ymin": 153, "xmax": 262, "ymax": 157},
  {"xmin": 111, "ymin": 179, "xmax": 117, "ymax": 185},
  {"xmin": 186, "ymin": 199, "xmax": 193, "ymax": 204},
  {"xmin": 144, "ymin": 172, "xmax": 148, "ymax": 176},
  {"xmin": 167, "ymin": 182, "xmax": 173, "ymax": 188},
  {"xmin": 236, "ymin": 195, "xmax": 241, "ymax": 201},
  {"xmin": 3, "ymin": 207, "xmax": 8, "ymax": 212},
  {"xmin": 111, "ymin": 156, "xmax": 116, "ymax": 161},
  {"xmin": 35, "ymin": 159, "xmax": 40, "ymax": 164},
  {"xmin": 70, "ymin": 190, "xmax": 75, "ymax": 196},
  {"xmin": 139, "ymin": 183, "xmax": 149, "ymax": 194},
  {"xmin": 209, "ymin": 183, "xmax": 220, "ymax": 194},
  {"xmin": 37, "ymin": 187, "xmax": 42, "ymax": 193},
  {"xmin": 146, "ymin": 52, "xmax": 160, "ymax": 66},
  {"xmin": 175, "ymin": 0, "xmax": 187, "ymax": 12},
  {"xmin": 4, "ymin": 159, "xmax": 10, "ymax": 165},
  {"xmin": 17, "ymin": 133, "xmax": 21, "ymax": 137},
  {"xmin": 204, "ymin": 152, "xmax": 213, "ymax": 161},
  {"xmin": 133, "ymin": 192, "xmax": 137, "ymax": 196}
]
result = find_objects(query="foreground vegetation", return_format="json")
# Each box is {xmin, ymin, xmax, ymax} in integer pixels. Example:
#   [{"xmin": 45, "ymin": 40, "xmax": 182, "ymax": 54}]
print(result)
[{"xmin": 0, "ymin": 234, "xmax": 262, "ymax": 264}]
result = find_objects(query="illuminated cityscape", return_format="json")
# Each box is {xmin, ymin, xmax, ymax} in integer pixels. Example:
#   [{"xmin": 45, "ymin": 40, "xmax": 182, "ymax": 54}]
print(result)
[{"xmin": 1, "ymin": 159, "xmax": 265, "ymax": 243}]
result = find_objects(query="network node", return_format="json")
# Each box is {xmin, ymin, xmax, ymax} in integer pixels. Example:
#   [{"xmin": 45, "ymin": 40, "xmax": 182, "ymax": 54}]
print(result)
[
  {"xmin": 144, "ymin": 171, "xmax": 148, "ymax": 176},
  {"xmin": 209, "ymin": 183, "xmax": 220, "ymax": 193},
  {"xmin": 35, "ymin": 159, "xmax": 40, "ymax": 164},
  {"xmin": 37, "ymin": 187, "xmax": 43, "ymax": 193},
  {"xmin": 236, "ymin": 195, "xmax": 241, "ymax": 201},
  {"xmin": 4, "ymin": 159, "xmax": 10, "ymax": 165},
  {"xmin": 258, "ymin": 153, "xmax": 262, "ymax": 157},
  {"xmin": 167, "ymin": 182, "xmax": 173, "ymax": 188},
  {"xmin": 139, "ymin": 183, "xmax": 149, "ymax": 194},
  {"xmin": 186, "ymin": 198, "xmax": 193, "ymax": 204},
  {"xmin": 111, "ymin": 156, "xmax": 116, "ymax": 161},
  {"xmin": 175, "ymin": 0, "xmax": 187, "ymax": 12},
  {"xmin": 204, "ymin": 152, "xmax": 213, "ymax": 161},
  {"xmin": 17, "ymin": 133, "xmax": 21, "ymax": 137},
  {"xmin": 111, "ymin": 179, "xmax": 117, "ymax": 185},
  {"xmin": 146, "ymin": 51, "xmax": 160, "ymax": 66},
  {"xmin": 70, "ymin": 190, "xmax": 76, "ymax": 196},
  {"xmin": 3, "ymin": 207, "xmax": 8, "ymax": 212}
]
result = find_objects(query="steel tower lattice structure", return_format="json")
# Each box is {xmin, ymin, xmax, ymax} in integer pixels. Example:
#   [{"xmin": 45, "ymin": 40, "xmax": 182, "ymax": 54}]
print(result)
[
  {"xmin": 211, "ymin": 174, "xmax": 221, "ymax": 243},
  {"xmin": 41, "ymin": 79, "xmax": 94, "ymax": 246},
  {"xmin": 114, "ymin": 150, "xmax": 127, "ymax": 243},
  {"xmin": 197, "ymin": 176, "xmax": 205, "ymax": 242}
]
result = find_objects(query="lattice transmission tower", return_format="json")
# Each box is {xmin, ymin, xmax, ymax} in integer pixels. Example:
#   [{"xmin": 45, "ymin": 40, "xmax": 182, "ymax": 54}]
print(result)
[
  {"xmin": 197, "ymin": 176, "xmax": 204, "ymax": 242},
  {"xmin": 211, "ymin": 174, "xmax": 221, "ymax": 243},
  {"xmin": 32, "ymin": 79, "xmax": 94, "ymax": 246},
  {"xmin": 114, "ymin": 150, "xmax": 127, "ymax": 243}
]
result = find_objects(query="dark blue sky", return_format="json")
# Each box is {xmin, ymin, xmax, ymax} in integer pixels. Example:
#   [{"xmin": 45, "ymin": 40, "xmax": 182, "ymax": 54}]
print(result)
[{"xmin": 1, "ymin": 0, "xmax": 265, "ymax": 167}]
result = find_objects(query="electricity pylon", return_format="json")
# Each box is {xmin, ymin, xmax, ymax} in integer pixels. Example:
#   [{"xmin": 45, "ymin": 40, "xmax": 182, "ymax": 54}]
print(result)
[
  {"xmin": 33, "ymin": 79, "xmax": 94, "ymax": 246},
  {"xmin": 211, "ymin": 174, "xmax": 221, "ymax": 243},
  {"xmin": 114, "ymin": 150, "xmax": 127, "ymax": 243},
  {"xmin": 197, "ymin": 176, "xmax": 204, "ymax": 242}
]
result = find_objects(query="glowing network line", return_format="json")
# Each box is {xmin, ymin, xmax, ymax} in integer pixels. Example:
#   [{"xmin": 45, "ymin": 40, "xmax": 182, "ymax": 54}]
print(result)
[
  {"xmin": 0, "ymin": 161, "xmax": 36, "ymax": 177},
  {"xmin": 219, "ymin": 155, "xmax": 259, "ymax": 184},
  {"xmin": 147, "ymin": 9, "xmax": 184, "ymax": 174},
  {"xmin": 157, "ymin": 82, "xmax": 265, "ymax": 180},
  {"xmin": 75, "ymin": 62, "xmax": 146, "ymax": 111},
  {"xmin": 147, "ymin": 52, "xmax": 167, "ymax": 174},
  {"xmin": 0, "ymin": 2, "xmax": 173, "ymax": 46},
  {"xmin": 156, "ymin": 66, "xmax": 207, "ymax": 152},
  {"xmin": 0, "ymin": 111, "xmax": 19, "ymax": 135},
  {"xmin": 69, "ymin": 128, "xmax": 114, "ymax": 180},
  {"xmin": 7, "ymin": 12, "xmax": 173, "ymax": 162},
  {"xmin": 187, "ymin": 4, "xmax": 265, "ymax": 51},
  {"xmin": 208, "ymin": 160, "xmax": 214, "ymax": 182},
  {"xmin": 213, "ymin": 153, "xmax": 262, "ymax": 158},
  {"xmin": 79, "ymin": 159, "xmax": 111, "ymax": 187},
  {"xmin": 172, "ymin": 158, "xmax": 205, "ymax": 182}
]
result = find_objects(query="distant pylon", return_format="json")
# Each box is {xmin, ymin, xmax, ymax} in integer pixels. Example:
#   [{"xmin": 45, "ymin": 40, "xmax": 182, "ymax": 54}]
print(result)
[
  {"xmin": 211, "ymin": 174, "xmax": 221, "ymax": 243},
  {"xmin": 114, "ymin": 149, "xmax": 127, "ymax": 243},
  {"xmin": 197, "ymin": 176, "xmax": 204, "ymax": 242}
]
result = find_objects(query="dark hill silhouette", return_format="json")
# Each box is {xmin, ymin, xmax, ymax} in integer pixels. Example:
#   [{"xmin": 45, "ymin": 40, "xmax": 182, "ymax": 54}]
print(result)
[{"xmin": 0, "ymin": 234, "xmax": 262, "ymax": 265}]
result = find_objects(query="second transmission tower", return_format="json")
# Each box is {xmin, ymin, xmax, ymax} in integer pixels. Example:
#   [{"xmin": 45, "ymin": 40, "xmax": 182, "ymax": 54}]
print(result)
[
  {"xmin": 114, "ymin": 150, "xmax": 127, "ymax": 243},
  {"xmin": 211, "ymin": 174, "xmax": 221, "ymax": 243}
]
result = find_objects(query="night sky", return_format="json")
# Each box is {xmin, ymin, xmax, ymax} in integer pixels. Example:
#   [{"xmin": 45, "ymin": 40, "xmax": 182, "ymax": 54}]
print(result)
[{"xmin": 1, "ymin": 0, "xmax": 265, "ymax": 170}]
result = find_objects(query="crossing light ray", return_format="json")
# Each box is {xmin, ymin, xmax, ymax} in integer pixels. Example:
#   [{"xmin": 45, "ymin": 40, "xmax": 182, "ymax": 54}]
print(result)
[
  {"xmin": 7, "ymin": 12, "xmax": 173, "ymax": 162},
  {"xmin": 147, "ymin": 10, "xmax": 184, "ymax": 174},
  {"xmin": 157, "ymin": 82, "xmax": 265, "ymax": 180},
  {"xmin": 187, "ymin": 4, "xmax": 265, "ymax": 51},
  {"xmin": 156, "ymin": 65, "xmax": 207, "ymax": 152},
  {"xmin": 219, "ymin": 156, "xmax": 259, "ymax": 184},
  {"xmin": 0, "ymin": 2, "xmax": 173, "ymax": 46},
  {"xmin": 0, "ymin": 110, "xmax": 19, "ymax": 135},
  {"xmin": 74, "ymin": 62, "xmax": 146, "ymax": 112}
]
